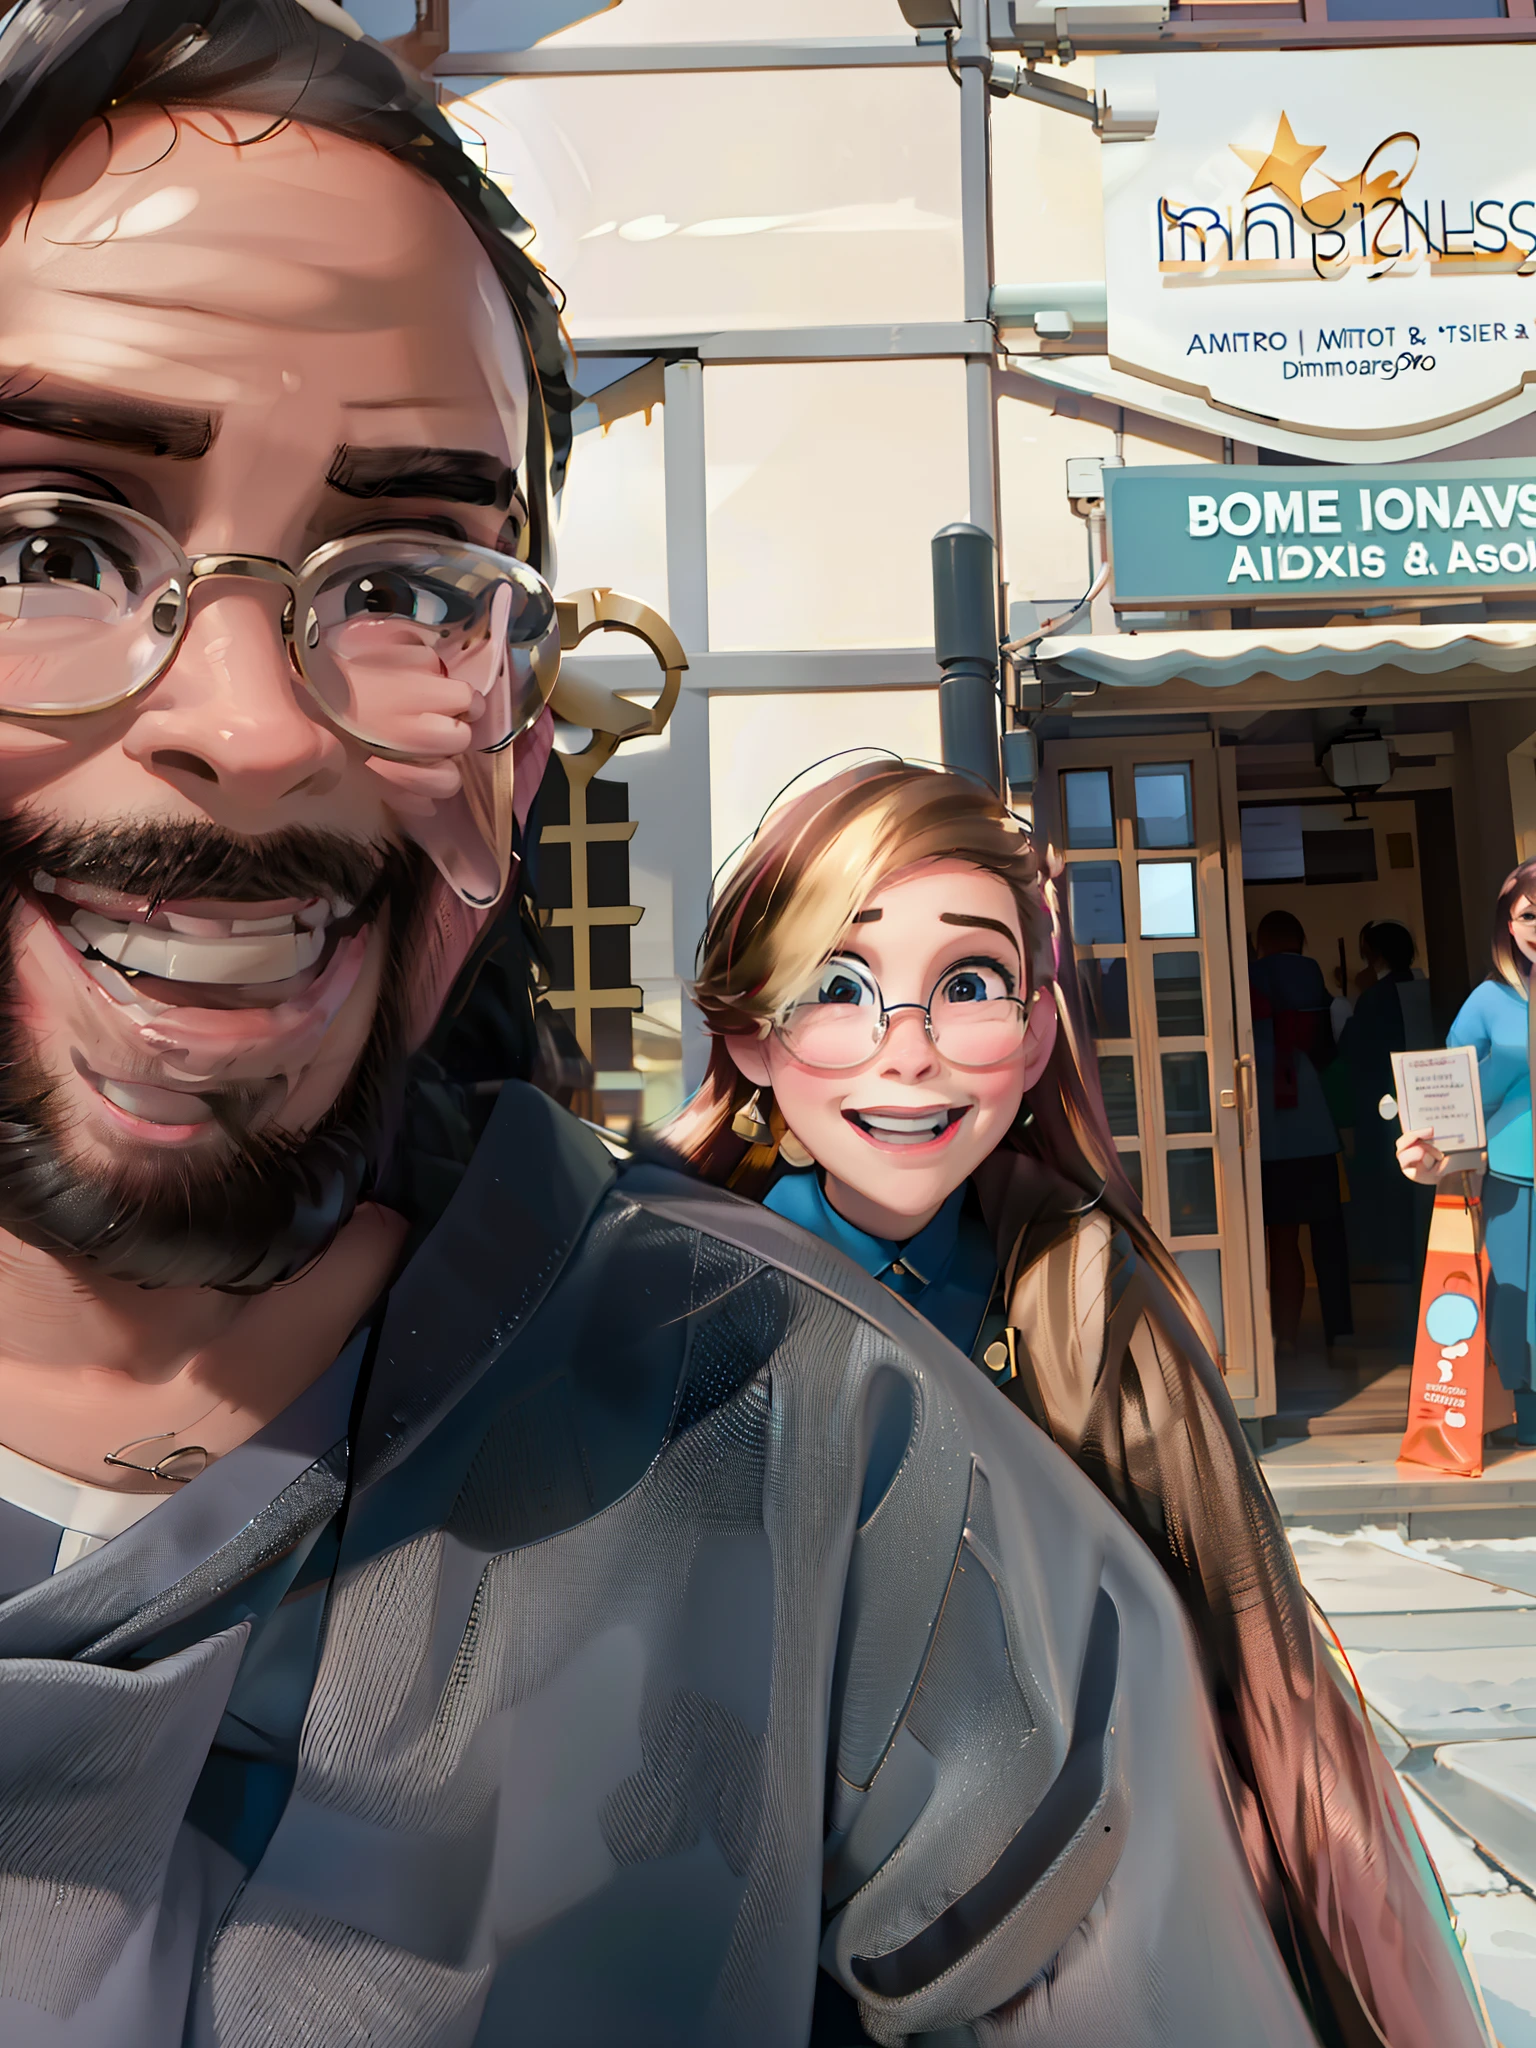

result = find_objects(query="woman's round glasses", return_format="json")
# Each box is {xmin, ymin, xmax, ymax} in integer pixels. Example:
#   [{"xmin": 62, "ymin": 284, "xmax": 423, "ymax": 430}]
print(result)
[
  {"xmin": 774, "ymin": 956, "xmax": 1031, "ymax": 1071},
  {"xmin": 0, "ymin": 490, "xmax": 560, "ymax": 758}
]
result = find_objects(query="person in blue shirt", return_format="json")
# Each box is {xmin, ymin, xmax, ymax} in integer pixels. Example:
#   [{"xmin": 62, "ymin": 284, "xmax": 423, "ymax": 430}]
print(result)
[
  {"xmin": 1399, "ymin": 859, "xmax": 1536, "ymax": 1437},
  {"xmin": 663, "ymin": 759, "xmax": 1476, "ymax": 2048}
]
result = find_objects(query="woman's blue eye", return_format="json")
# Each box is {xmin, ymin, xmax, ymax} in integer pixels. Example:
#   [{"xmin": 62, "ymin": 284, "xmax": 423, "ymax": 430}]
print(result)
[
  {"xmin": 818, "ymin": 971, "xmax": 869, "ymax": 1006},
  {"xmin": 937, "ymin": 962, "xmax": 1012, "ymax": 1005}
]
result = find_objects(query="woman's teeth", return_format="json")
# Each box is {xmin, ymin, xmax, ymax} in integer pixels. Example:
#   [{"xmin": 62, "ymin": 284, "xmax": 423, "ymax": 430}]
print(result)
[{"xmin": 850, "ymin": 1108, "xmax": 961, "ymax": 1146}]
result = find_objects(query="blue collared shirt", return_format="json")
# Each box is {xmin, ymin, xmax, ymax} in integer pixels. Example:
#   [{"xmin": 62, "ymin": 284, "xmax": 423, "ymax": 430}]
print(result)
[
  {"xmin": 763, "ymin": 1171, "xmax": 997, "ymax": 1355},
  {"xmin": 1450, "ymin": 979, "xmax": 1532, "ymax": 1184}
]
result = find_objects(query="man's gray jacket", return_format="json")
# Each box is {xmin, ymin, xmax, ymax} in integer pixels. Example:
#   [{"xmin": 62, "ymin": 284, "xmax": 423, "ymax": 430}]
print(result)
[{"xmin": 0, "ymin": 1084, "xmax": 1319, "ymax": 2047}]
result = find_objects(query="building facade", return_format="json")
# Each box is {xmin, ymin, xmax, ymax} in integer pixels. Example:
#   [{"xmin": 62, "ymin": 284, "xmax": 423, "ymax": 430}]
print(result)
[{"xmin": 356, "ymin": 0, "xmax": 1536, "ymax": 1430}]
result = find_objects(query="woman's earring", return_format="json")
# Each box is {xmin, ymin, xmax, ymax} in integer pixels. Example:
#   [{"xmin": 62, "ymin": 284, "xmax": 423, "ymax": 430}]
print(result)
[
  {"xmin": 731, "ymin": 1088, "xmax": 774, "ymax": 1145},
  {"xmin": 778, "ymin": 1129, "xmax": 814, "ymax": 1170}
]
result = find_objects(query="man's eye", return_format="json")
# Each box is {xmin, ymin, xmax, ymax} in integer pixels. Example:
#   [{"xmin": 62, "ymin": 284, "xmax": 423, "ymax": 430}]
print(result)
[
  {"xmin": 18, "ymin": 533, "xmax": 105, "ymax": 588},
  {"xmin": 0, "ymin": 513, "xmax": 139, "ymax": 607},
  {"xmin": 341, "ymin": 569, "xmax": 452, "ymax": 625}
]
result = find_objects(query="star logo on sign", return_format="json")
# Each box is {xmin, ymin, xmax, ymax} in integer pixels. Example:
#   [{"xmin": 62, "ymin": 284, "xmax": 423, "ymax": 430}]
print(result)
[{"xmin": 1231, "ymin": 112, "xmax": 1327, "ymax": 205}]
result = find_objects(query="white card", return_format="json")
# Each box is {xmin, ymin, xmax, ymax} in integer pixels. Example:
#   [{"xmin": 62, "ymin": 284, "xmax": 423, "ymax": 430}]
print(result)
[{"xmin": 1389, "ymin": 1045, "xmax": 1486, "ymax": 1158}]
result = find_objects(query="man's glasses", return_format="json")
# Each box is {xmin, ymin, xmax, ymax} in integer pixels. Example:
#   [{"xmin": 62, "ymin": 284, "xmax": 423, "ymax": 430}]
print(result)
[
  {"xmin": 0, "ymin": 490, "xmax": 559, "ymax": 759},
  {"xmin": 774, "ymin": 956, "xmax": 1032, "ymax": 1071}
]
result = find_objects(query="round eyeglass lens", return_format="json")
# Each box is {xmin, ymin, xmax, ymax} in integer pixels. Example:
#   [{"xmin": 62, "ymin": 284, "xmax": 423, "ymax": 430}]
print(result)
[
  {"xmin": 296, "ymin": 535, "xmax": 558, "ymax": 758},
  {"xmin": 0, "ymin": 492, "xmax": 186, "ymax": 715},
  {"xmin": 776, "ymin": 960, "xmax": 885, "ymax": 1070},
  {"xmin": 927, "ymin": 964, "xmax": 1029, "ymax": 1069}
]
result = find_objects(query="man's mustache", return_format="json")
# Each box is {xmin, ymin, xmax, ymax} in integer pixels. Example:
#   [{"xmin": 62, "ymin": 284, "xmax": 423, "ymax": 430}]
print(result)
[{"xmin": 0, "ymin": 814, "xmax": 400, "ymax": 912}]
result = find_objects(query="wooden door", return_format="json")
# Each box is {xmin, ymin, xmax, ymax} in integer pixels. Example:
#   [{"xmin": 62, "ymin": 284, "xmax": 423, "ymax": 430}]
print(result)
[{"xmin": 1035, "ymin": 732, "xmax": 1271, "ymax": 1413}]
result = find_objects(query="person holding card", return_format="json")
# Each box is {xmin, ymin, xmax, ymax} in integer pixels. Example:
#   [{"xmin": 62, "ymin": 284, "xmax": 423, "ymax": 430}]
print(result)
[{"xmin": 1399, "ymin": 859, "xmax": 1536, "ymax": 1440}]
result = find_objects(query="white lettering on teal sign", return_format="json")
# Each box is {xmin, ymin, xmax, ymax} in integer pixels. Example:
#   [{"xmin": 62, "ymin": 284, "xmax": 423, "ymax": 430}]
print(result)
[{"xmin": 1104, "ymin": 460, "xmax": 1536, "ymax": 608}]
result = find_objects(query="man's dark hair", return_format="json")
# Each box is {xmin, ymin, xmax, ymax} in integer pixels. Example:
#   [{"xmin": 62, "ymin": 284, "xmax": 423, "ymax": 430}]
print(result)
[
  {"xmin": 1255, "ymin": 909, "xmax": 1305, "ymax": 954},
  {"xmin": 1369, "ymin": 920, "xmax": 1417, "ymax": 976},
  {"xmin": 0, "ymin": 0, "xmax": 574, "ymax": 570}
]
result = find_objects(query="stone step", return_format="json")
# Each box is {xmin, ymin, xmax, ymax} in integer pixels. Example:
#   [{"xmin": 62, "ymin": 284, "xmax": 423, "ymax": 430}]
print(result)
[
  {"xmin": 1292, "ymin": 1533, "xmax": 1536, "ymax": 1616},
  {"xmin": 1303, "ymin": 1363, "xmax": 1412, "ymax": 1437},
  {"xmin": 1262, "ymin": 1433, "xmax": 1536, "ymax": 1537},
  {"xmin": 1414, "ymin": 1741, "xmax": 1536, "ymax": 1896},
  {"xmin": 1342, "ymin": 1645, "xmax": 1536, "ymax": 1747}
]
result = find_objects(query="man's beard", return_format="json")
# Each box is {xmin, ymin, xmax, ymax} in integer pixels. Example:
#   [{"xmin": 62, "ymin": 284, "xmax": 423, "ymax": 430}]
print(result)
[{"xmin": 0, "ymin": 814, "xmax": 429, "ymax": 1292}]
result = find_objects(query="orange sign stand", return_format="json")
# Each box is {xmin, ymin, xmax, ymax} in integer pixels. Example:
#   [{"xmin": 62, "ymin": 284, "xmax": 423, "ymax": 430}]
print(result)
[{"xmin": 1397, "ymin": 1188, "xmax": 1515, "ymax": 1477}]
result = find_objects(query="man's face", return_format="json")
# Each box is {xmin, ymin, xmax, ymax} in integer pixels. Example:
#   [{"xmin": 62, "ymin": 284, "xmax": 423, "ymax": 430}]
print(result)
[{"xmin": 0, "ymin": 108, "xmax": 531, "ymax": 1285}]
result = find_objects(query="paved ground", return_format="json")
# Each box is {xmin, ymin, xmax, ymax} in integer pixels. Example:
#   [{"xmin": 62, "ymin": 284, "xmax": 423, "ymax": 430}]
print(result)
[{"xmin": 1291, "ymin": 1524, "xmax": 1536, "ymax": 2044}]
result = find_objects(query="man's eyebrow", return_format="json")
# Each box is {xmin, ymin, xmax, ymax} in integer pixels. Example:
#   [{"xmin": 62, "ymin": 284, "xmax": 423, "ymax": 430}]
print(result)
[
  {"xmin": 0, "ymin": 375, "xmax": 216, "ymax": 461},
  {"xmin": 325, "ymin": 444, "xmax": 515, "ymax": 511},
  {"xmin": 940, "ymin": 911, "xmax": 1021, "ymax": 954}
]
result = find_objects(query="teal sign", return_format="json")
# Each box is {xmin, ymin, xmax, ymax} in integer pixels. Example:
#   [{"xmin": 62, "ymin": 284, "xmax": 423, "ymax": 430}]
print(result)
[{"xmin": 1105, "ymin": 458, "xmax": 1536, "ymax": 608}]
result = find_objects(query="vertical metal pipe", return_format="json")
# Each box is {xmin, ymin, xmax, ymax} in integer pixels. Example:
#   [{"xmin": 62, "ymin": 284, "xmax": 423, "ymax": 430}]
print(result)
[
  {"xmin": 958, "ymin": 0, "xmax": 993, "ymax": 325},
  {"xmin": 958, "ymin": 0, "xmax": 999, "ymax": 540},
  {"xmin": 661, "ymin": 359, "xmax": 713, "ymax": 1091},
  {"xmin": 662, "ymin": 359, "xmax": 709, "ymax": 650},
  {"xmin": 933, "ymin": 522, "xmax": 1001, "ymax": 791}
]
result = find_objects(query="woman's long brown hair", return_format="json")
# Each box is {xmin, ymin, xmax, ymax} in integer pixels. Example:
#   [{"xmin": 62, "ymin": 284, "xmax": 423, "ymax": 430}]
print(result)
[{"xmin": 663, "ymin": 757, "xmax": 1217, "ymax": 1357}]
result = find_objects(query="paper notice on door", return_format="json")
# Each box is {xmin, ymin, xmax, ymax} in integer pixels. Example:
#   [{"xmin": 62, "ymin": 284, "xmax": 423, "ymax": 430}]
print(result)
[{"xmin": 1389, "ymin": 1045, "xmax": 1486, "ymax": 1156}]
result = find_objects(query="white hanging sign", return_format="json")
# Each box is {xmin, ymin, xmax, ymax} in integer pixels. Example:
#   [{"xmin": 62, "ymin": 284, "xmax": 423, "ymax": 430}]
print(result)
[{"xmin": 1098, "ymin": 49, "xmax": 1536, "ymax": 441}]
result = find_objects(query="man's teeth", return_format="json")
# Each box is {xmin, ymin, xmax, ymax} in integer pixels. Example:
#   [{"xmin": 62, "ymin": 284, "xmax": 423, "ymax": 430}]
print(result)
[
  {"xmin": 97, "ymin": 1077, "xmax": 215, "ymax": 1126},
  {"xmin": 65, "ymin": 909, "xmax": 326, "ymax": 986},
  {"xmin": 856, "ymin": 1109, "xmax": 955, "ymax": 1145}
]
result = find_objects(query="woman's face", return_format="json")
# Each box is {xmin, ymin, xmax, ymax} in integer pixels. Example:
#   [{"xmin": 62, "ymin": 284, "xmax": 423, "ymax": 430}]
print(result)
[
  {"xmin": 726, "ymin": 859, "xmax": 1057, "ymax": 1239},
  {"xmin": 1511, "ymin": 895, "xmax": 1536, "ymax": 967}
]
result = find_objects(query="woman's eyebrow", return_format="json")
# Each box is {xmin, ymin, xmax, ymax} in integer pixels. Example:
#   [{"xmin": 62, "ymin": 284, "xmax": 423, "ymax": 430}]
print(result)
[
  {"xmin": 940, "ymin": 912, "xmax": 1021, "ymax": 955},
  {"xmin": 851, "ymin": 909, "xmax": 882, "ymax": 924}
]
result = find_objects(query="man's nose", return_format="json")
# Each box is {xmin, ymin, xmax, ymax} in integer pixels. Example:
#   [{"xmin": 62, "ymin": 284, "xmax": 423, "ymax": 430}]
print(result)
[
  {"xmin": 120, "ymin": 582, "xmax": 347, "ymax": 815},
  {"xmin": 877, "ymin": 1006, "xmax": 942, "ymax": 1081}
]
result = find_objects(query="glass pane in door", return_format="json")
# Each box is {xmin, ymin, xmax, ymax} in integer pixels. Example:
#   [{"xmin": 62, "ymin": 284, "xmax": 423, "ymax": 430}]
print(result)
[
  {"xmin": 1139, "ymin": 860, "xmax": 1198, "ymax": 938},
  {"xmin": 1099, "ymin": 1054, "xmax": 1139, "ymax": 1136},
  {"xmin": 1167, "ymin": 1148, "xmax": 1218, "ymax": 1236},
  {"xmin": 1161, "ymin": 1052, "xmax": 1211, "ymax": 1134},
  {"xmin": 1079, "ymin": 958, "xmax": 1130, "ymax": 1037},
  {"xmin": 1175, "ymin": 1248, "xmax": 1226, "ymax": 1352},
  {"xmin": 1063, "ymin": 769, "xmax": 1116, "ymax": 848},
  {"xmin": 1153, "ymin": 953, "xmax": 1205, "ymax": 1036},
  {"xmin": 1068, "ymin": 862, "xmax": 1125, "ymax": 943},
  {"xmin": 1134, "ymin": 763, "xmax": 1194, "ymax": 848}
]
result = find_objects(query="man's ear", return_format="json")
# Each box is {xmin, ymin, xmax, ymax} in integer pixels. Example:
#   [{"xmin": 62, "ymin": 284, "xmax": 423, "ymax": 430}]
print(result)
[
  {"xmin": 724, "ymin": 1030, "xmax": 772, "ymax": 1089},
  {"xmin": 1020, "ymin": 986, "xmax": 1059, "ymax": 1094}
]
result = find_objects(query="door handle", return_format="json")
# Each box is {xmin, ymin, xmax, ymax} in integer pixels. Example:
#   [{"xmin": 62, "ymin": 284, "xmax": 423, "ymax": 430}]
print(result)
[{"xmin": 1235, "ymin": 1054, "xmax": 1256, "ymax": 1139}]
